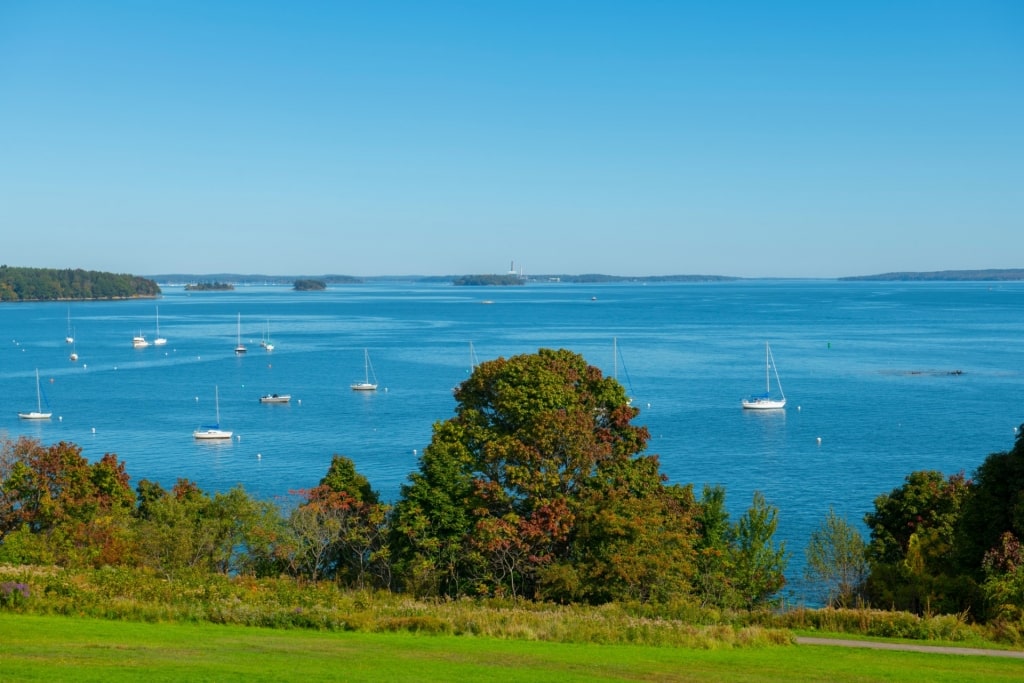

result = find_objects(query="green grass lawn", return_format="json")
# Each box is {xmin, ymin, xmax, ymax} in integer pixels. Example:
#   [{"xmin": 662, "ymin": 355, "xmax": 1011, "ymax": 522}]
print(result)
[{"xmin": 1, "ymin": 614, "xmax": 1022, "ymax": 682}]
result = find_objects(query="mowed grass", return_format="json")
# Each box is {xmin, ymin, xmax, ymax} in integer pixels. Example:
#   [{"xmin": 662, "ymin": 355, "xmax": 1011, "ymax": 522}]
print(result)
[{"xmin": 0, "ymin": 614, "xmax": 1021, "ymax": 682}]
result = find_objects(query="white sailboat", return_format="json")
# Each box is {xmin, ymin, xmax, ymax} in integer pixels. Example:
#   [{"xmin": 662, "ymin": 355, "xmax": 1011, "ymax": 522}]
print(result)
[
  {"xmin": 153, "ymin": 306, "xmax": 167, "ymax": 346},
  {"xmin": 260, "ymin": 320, "xmax": 274, "ymax": 351},
  {"xmin": 613, "ymin": 337, "xmax": 634, "ymax": 405},
  {"xmin": 351, "ymin": 348, "xmax": 378, "ymax": 391},
  {"xmin": 234, "ymin": 313, "xmax": 247, "ymax": 354},
  {"xmin": 64, "ymin": 308, "xmax": 74, "ymax": 344},
  {"xmin": 69, "ymin": 329, "xmax": 79, "ymax": 361},
  {"xmin": 132, "ymin": 331, "xmax": 149, "ymax": 348},
  {"xmin": 193, "ymin": 386, "xmax": 233, "ymax": 439},
  {"xmin": 742, "ymin": 342, "xmax": 786, "ymax": 410},
  {"xmin": 18, "ymin": 369, "xmax": 52, "ymax": 419}
]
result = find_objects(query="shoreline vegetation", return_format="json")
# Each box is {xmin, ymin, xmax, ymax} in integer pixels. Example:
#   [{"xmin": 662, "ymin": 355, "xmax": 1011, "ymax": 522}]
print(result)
[{"xmin": 2, "ymin": 267, "xmax": 1023, "ymax": 301}]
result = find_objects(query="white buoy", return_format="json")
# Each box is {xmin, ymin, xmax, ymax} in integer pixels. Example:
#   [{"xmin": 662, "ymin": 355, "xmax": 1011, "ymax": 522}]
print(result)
[
  {"xmin": 297, "ymin": 399, "xmax": 301, "ymax": 405},
  {"xmin": 816, "ymin": 437, "xmax": 822, "ymax": 445},
  {"xmin": 236, "ymin": 435, "xmax": 241, "ymax": 441},
  {"xmin": 257, "ymin": 453, "xmax": 261, "ymax": 459},
  {"xmin": 413, "ymin": 449, "xmax": 417, "ymax": 455},
  {"xmin": 58, "ymin": 416, "xmax": 62, "ymax": 422},
  {"xmin": 195, "ymin": 396, "xmax": 199, "ymax": 402},
  {"xmin": 797, "ymin": 405, "xmax": 801, "ymax": 411},
  {"xmin": 91, "ymin": 427, "xmax": 96, "ymax": 433}
]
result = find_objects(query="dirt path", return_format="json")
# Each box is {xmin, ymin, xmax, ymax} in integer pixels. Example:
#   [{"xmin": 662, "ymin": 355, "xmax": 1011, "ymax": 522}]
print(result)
[{"xmin": 795, "ymin": 636, "xmax": 1024, "ymax": 659}]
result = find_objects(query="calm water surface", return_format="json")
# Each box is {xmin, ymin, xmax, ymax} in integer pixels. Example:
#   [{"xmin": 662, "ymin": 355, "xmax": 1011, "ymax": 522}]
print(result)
[{"xmin": 2, "ymin": 280, "xmax": 1022, "ymax": 598}]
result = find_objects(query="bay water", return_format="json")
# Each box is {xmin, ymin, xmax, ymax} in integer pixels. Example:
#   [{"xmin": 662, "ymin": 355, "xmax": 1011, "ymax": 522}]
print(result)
[{"xmin": 2, "ymin": 280, "xmax": 1022, "ymax": 599}]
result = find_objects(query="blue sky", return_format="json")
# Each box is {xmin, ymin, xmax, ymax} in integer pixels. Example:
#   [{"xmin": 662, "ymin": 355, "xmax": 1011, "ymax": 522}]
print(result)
[{"xmin": 1, "ymin": 1, "xmax": 1021, "ymax": 278}]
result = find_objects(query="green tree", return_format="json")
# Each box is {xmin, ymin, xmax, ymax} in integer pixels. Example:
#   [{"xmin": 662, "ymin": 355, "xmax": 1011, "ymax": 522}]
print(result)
[
  {"xmin": 390, "ymin": 348, "xmax": 696, "ymax": 602},
  {"xmin": 864, "ymin": 470, "xmax": 972, "ymax": 614},
  {"xmin": 693, "ymin": 484, "xmax": 737, "ymax": 608},
  {"xmin": 805, "ymin": 507, "xmax": 868, "ymax": 607},
  {"xmin": 732, "ymin": 491, "xmax": 788, "ymax": 610}
]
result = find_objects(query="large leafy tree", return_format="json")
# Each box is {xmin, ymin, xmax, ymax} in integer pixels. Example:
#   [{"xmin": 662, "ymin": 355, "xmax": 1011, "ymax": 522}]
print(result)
[
  {"xmin": 285, "ymin": 455, "xmax": 391, "ymax": 587},
  {"xmin": 0, "ymin": 438, "xmax": 134, "ymax": 567},
  {"xmin": 863, "ymin": 470, "xmax": 973, "ymax": 614},
  {"xmin": 391, "ymin": 348, "xmax": 697, "ymax": 602}
]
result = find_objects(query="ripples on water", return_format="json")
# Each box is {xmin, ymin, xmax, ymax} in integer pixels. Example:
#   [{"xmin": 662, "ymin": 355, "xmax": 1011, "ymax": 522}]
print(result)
[{"xmin": 2, "ymin": 280, "xmax": 1022, "ymax": 600}]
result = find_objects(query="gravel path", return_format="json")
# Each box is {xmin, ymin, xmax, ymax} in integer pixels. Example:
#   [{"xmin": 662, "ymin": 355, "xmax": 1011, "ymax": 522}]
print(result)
[{"xmin": 795, "ymin": 636, "xmax": 1024, "ymax": 659}]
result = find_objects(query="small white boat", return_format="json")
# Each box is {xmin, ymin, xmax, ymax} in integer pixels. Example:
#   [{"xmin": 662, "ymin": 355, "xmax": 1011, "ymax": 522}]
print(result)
[
  {"xmin": 259, "ymin": 393, "xmax": 291, "ymax": 404},
  {"xmin": 194, "ymin": 386, "xmax": 232, "ymax": 439},
  {"xmin": 742, "ymin": 342, "xmax": 786, "ymax": 410},
  {"xmin": 153, "ymin": 306, "xmax": 167, "ymax": 346},
  {"xmin": 64, "ymin": 307, "xmax": 74, "ymax": 344},
  {"xmin": 260, "ymin": 320, "xmax": 274, "ymax": 351},
  {"xmin": 69, "ymin": 328, "xmax": 79, "ymax": 361},
  {"xmin": 132, "ymin": 332, "xmax": 150, "ymax": 348},
  {"xmin": 18, "ymin": 369, "xmax": 52, "ymax": 419},
  {"xmin": 351, "ymin": 348, "xmax": 379, "ymax": 391},
  {"xmin": 234, "ymin": 313, "xmax": 247, "ymax": 354}
]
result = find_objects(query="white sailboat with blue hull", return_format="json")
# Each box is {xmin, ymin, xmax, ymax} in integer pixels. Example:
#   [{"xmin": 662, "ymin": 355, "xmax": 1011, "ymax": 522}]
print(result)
[{"xmin": 194, "ymin": 386, "xmax": 233, "ymax": 439}]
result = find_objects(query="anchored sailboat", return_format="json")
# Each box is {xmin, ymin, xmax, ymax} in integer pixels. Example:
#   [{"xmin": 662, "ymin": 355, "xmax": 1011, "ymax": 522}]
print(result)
[
  {"xmin": 742, "ymin": 342, "xmax": 786, "ymax": 410},
  {"xmin": 234, "ymin": 313, "xmax": 247, "ymax": 354},
  {"xmin": 351, "ymin": 349, "xmax": 378, "ymax": 391},
  {"xmin": 18, "ymin": 369, "xmax": 52, "ymax": 419},
  {"xmin": 193, "ymin": 386, "xmax": 233, "ymax": 439}
]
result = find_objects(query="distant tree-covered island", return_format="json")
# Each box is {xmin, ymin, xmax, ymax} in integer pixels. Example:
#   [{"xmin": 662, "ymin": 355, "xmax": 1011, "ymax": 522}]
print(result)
[
  {"xmin": 184, "ymin": 281, "xmax": 234, "ymax": 291},
  {"xmin": 841, "ymin": 269, "xmax": 1024, "ymax": 282},
  {"xmin": 0, "ymin": 266, "xmax": 160, "ymax": 302},
  {"xmin": 293, "ymin": 279, "xmax": 326, "ymax": 291},
  {"xmin": 452, "ymin": 274, "xmax": 526, "ymax": 286}
]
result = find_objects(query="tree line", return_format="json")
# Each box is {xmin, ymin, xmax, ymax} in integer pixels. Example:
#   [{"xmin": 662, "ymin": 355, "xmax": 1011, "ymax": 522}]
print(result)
[
  {"xmin": 0, "ymin": 266, "xmax": 160, "ymax": 301},
  {"xmin": 1, "ymin": 348, "xmax": 1022, "ymax": 625}
]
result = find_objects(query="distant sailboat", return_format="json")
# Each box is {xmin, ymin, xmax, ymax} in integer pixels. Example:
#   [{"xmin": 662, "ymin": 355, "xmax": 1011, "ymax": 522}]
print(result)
[
  {"xmin": 351, "ymin": 349, "xmax": 378, "ymax": 391},
  {"xmin": 613, "ymin": 337, "xmax": 635, "ymax": 404},
  {"xmin": 132, "ymin": 332, "xmax": 150, "ymax": 348},
  {"xmin": 153, "ymin": 306, "xmax": 167, "ymax": 346},
  {"xmin": 260, "ymin": 320, "xmax": 274, "ymax": 351},
  {"xmin": 64, "ymin": 308, "xmax": 74, "ymax": 344},
  {"xmin": 193, "ymin": 386, "xmax": 233, "ymax": 439},
  {"xmin": 18, "ymin": 369, "xmax": 52, "ymax": 419},
  {"xmin": 234, "ymin": 313, "xmax": 247, "ymax": 354},
  {"xmin": 69, "ymin": 329, "xmax": 79, "ymax": 362},
  {"xmin": 742, "ymin": 342, "xmax": 786, "ymax": 410}
]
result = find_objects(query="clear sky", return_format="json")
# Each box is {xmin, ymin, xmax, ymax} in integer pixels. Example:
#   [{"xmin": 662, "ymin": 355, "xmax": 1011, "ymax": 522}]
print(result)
[{"xmin": 1, "ymin": 1, "xmax": 1021, "ymax": 278}]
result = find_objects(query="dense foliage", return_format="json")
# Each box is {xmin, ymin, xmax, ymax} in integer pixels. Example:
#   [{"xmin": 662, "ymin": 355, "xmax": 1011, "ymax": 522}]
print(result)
[
  {"xmin": 293, "ymin": 279, "xmax": 327, "ymax": 291},
  {"xmin": 452, "ymin": 274, "xmax": 525, "ymax": 286},
  {"xmin": 183, "ymin": 281, "xmax": 234, "ymax": 291},
  {"xmin": 0, "ymin": 266, "xmax": 160, "ymax": 301}
]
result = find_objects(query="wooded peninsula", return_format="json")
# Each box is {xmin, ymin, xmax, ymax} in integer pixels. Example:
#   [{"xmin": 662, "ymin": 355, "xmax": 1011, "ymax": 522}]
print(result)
[{"xmin": 0, "ymin": 266, "xmax": 160, "ymax": 302}]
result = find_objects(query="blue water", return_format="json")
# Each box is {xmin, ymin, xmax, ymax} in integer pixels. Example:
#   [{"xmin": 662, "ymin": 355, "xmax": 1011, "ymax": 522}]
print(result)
[{"xmin": 2, "ymin": 280, "xmax": 1022, "ymax": 598}]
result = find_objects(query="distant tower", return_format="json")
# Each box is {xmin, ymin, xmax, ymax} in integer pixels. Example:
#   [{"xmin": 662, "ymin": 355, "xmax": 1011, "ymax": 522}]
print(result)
[{"xmin": 509, "ymin": 260, "xmax": 516, "ymax": 275}]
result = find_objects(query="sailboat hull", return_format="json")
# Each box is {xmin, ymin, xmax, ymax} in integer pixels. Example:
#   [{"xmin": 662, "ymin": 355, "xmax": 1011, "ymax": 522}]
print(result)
[
  {"xmin": 741, "ymin": 397, "xmax": 786, "ymax": 410},
  {"xmin": 193, "ymin": 428, "xmax": 233, "ymax": 439},
  {"xmin": 18, "ymin": 411, "xmax": 52, "ymax": 420}
]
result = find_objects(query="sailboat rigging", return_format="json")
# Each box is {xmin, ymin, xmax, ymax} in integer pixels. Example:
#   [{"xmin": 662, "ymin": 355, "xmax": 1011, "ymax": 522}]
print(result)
[
  {"xmin": 18, "ymin": 369, "xmax": 52, "ymax": 419},
  {"xmin": 742, "ymin": 342, "xmax": 786, "ymax": 410},
  {"xmin": 65, "ymin": 308, "xmax": 74, "ymax": 344},
  {"xmin": 234, "ymin": 313, "xmax": 247, "ymax": 354},
  {"xmin": 613, "ymin": 337, "xmax": 635, "ymax": 404},
  {"xmin": 193, "ymin": 386, "xmax": 233, "ymax": 439},
  {"xmin": 351, "ymin": 349, "xmax": 378, "ymax": 391},
  {"xmin": 153, "ymin": 306, "xmax": 167, "ymax": 346}
]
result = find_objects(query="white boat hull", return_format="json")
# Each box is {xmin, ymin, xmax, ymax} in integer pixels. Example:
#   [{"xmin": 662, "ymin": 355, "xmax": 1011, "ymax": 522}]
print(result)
[
  {"xmin": 193, "ymin": 428, "xmax": 233, "ymax": 439},
  {"xmin": 742, "ymin": 397, "xmax": 786, "ymax": 410},
  {"xmin": 259, "ymin": 394, "xmax": 291, "ymax": 403},
  {"xmin": 350, "ymin": 383, "xmax": 377, "ymax": 391},
  {"xmin": 18, "ymin": 411, "xmax": 52, "ymax": 420}
]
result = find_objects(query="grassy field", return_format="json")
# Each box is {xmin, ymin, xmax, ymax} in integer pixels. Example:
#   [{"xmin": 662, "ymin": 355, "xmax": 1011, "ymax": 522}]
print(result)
[{"xmin": 1, "ymin": 614, "xmax": 1022, "ymax": 682}]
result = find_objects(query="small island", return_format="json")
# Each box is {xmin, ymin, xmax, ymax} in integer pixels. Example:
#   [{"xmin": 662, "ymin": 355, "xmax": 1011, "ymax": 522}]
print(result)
[
  {"xmin": 184, "ymin": 281, "xmax": 235, "ymax": 291},
  {"xmin": 293, "ymin": 279, "xmax": 326, "ymax": 291},
  {"xmin": 453, "ymin": 274, "xmax": 526, "ymax": 286}
]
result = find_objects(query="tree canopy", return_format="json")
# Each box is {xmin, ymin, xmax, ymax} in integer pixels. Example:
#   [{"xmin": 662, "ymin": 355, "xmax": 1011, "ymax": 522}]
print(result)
[{"xmin": 0, "ymin": 266, "xmax": 160, "ymax": 301}]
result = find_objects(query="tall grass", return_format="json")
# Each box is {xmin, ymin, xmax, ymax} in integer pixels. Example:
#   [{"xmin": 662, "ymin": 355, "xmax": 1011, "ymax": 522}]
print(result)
[{"xmin": 1, "ymin": 564, "xmax": 1021, "ymax": 649}]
